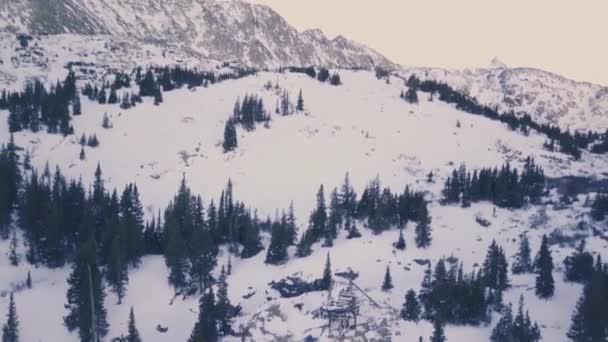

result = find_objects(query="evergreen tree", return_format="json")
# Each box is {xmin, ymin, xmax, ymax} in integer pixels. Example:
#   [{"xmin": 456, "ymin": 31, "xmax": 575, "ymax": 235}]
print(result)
[
  {"xmin": 415, "ymin": 206, "xmax": 432, "ymax": 248},
  {"xmin": 73, "ymin": 94, "xmax": 82, "ymax": 115},
  {"xmin": 567, "ymin": 258, "xmax": 608, "ymax": 342},
  {"xmin": 512, "ymin": 233, "xmax": 533, "ymax": 274},
  {"xmin": 321, "ymin": 253, "xmax": 332, "ymax": 290},
  {"xmin": 401, "ymin": 289, "xmax": 421, "ymax": 322},
  {"xmin": 79, "ymin": 146, "xmax": 86, "ymax": 161},
  {"xmin": 188, "ymin": 289, "xmax": 217, "ymax": 342},
  {"xmin": 215, "ymin": 267, "xmax": 233, "ymax": 336},
  {"xmin": 405, "ymin": 87, "xmax": 419, "ymax": 104},
  {"xmin": 108, "ymin": 88, "xmax": 118, "ymax": 104},
  {"xmin": 26, "ymin": 272, "xmax": 31, "ymax": 289},
  {"xmin": 1, "ymin": 292, "xmax": 18, "ymax": 342},
  {"xmin": 9, "ymin": 231, "xmax": 18, "ymax": 266},
  {"xmin": 382, "ymin": 265, "xmax": 394, "ymax": 291},
  {"xmin": 563, "ymin": 240, "xmax": 594, "ymax": 283},
  {"xmin": 491, "ymin": 296, "xmax": 541, "ymax": 342},
  {"xmin": 222, "ymin": 119, "xmax": 238, "ymax": 152},
  {"xmin": 483, "ymin": 240, "xmax": 510, "ymax": 292},
  {"xmin": 102, "ymin": 113, "xmax": 111, "ymax": 129},
  {"xmin": 430, "ymin": 320, "xmax": 446, "ymax": 342},
  {"xmin": 394, "ymin": 227, "xmax": 406, "ymax": 250},
  {"xmin": 296, "ymin": 89, "xmax": 304, "ymax": 111},
  {"xmin": 153, "ymin": 87, "xmax": 163, "ymax": 106},
  {"xmin": 535, "ymin": 235, "xmax": 554, "ymax": 299},
  {"xmin": 265, "ymin": 218, "xmax": 288, "ymax": 265},
  {"xmin": 126, "ymin": 307, "xmax": 142, "ymax": 342},
  {"xmin": 310, "ymin": 185, "xmax": 327, "ymax": 243},
  {"xmin": 317, "ymin": 68, "xmax": 330, "ymax": 83},
  {"xmin": 106, "ymin": 235, "xmax": 128, "ymax": 304},
  {"xmin": 63, "ymin": 238, "xmax": 109, "ymax": 342}
]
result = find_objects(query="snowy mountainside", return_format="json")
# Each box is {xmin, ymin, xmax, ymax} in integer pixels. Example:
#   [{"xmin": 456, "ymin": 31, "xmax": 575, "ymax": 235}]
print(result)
[
  {"xmin": 1, "ymin": 70, "xmax": 608, "ymax": 341},
  {"xmin": 398, "ymin": 63, "xmax": 608, "ymax": 131},
  {"xmin": 0, "ymin": 0, "xmax": 394, "ymax": 69}
]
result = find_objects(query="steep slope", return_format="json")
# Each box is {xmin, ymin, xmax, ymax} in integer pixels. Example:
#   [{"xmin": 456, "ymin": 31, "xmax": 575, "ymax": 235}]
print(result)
[
  {"xmin": 399, "ymin": 63, "xmax": 608, "ymax": 131},
  {"xmin": 0, "ymin": 0, "xmax": 394, "ymax": 69}
]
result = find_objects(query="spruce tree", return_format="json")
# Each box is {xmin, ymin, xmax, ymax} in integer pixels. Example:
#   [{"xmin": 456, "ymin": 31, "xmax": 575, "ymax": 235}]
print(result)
[
  {"xmin": 535, "ymin": 235, "xmax": 554, "ymax": 299},
  {"xmin": 26, "ymin": 272, "xmax": 31, "ymax": 289},
  {"xmin": 563, "ymin": 240, "xmax": 594, "ymax": 283},
  {"xmin": 512, "ymin": 233, "xmax": 533, "ymax": 274},
  {"xmin": 265, "ymin": 219, "xmax": 288, "ymax": 265},
  {"xmin": 63, "ymin": 238, "xmax": 109, "ymax": 341},
  {"xmin": 2, "ymin": 292, "xmax": 19, "ymax": 342},
  {"xmin": 415, "ymin": 206, "xmax": 432, "ymax": 248},
  {"xmin": 430, "ymin": 320, "xmax": 446, "ymax": 342},
  {"xmin": 382, "ymin": 265, "xmax": 394, "ymax": 291},
  {"xmin": 126, "ymin": 307, "xmax": 142, "ymax": 342},
  {"xmin": 567, "ymin": 259, "xmax": 608, "ymax": 341},
  {"xmin": 73, "ymin": 94, "xmax": 82, "ymax": 115},
  {"xmin": 401, "ymin": 290, "xmax": 421, "ymax": 322},
  {"xmin": 296, "ymin": 89, "xmax": 304, "ymax": 111},
  {"xmin": 215, "ymin": 267, "xmax": 233, "ymax": 336},
  {"xmin": 188, "ymin": 289, "xmax": 217, "ymax": 342},
  {"xmin": 79, "ymin": 146, "xmax": 86, "ymax": 161},
  {"xmin": 394, "ymin": 227, "xmax": 406, "ymax": 250},
  {"xmin": 321, "ymin": 253, "xmax": 332, "ymax": 290},
  {"xmin": 222, "ymin": 119, "xmax": 238, "ymax": 152},
  {"xmin": 9, "ymin": 231, "xmax": 18, "ymax": 266},
  {"xmin": 107, "ymin": 235, "xmax": 128, "ymax": 304}
]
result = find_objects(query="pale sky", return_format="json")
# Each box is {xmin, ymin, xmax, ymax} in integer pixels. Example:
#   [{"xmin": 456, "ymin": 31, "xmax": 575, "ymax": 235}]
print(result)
[{"xmin": 250, "ymin": 0, "xmax": 608, "ymax": 85}]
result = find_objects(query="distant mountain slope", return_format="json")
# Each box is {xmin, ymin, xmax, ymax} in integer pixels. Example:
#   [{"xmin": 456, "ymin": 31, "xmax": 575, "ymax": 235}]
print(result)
[
  {"xmin": 0, "ymin": 0, "xmax": 394, "ymax": 69},
  {"xmin": 399, "ymin": 63, "xmax": 608, "ymax": 131}
]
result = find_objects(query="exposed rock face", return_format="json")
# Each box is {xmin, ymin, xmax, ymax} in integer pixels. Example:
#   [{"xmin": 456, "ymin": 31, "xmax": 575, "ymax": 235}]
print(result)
[{"xmin": 0, "ymin": 0, "xmax": 394, "ymax": 69}]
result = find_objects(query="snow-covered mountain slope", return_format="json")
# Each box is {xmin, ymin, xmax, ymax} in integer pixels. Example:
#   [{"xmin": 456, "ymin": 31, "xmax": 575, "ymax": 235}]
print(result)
[
  {"xmin": 0, "ymin": 0, "xmax": 394, "ymax": 69},
  {"xmin": 398, "ymin": 62, "xmax": 608, "ymax": 131},
  {"xmin": 1, "ymin": 70, "xmax": 607, "ymax": 341},
  {"xmin": 1, "ymin": 0, "xmax": 607, "ymax": 132}
]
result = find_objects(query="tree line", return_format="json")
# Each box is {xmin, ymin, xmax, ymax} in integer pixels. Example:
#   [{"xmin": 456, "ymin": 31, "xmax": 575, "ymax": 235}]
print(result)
[
  {"xmin": 442, "ymin": 157, "xmax": 546, "ymax": 209},
  {"xmin": 403, "ymin": 74, "xmax": 605, "ymax": 160},
  {"xmin": 3, "ymin": 72, "xmax": 78, "ymax": 135}
]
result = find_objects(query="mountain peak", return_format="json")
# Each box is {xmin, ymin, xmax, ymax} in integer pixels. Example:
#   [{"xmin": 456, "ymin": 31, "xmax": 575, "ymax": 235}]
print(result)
[
  {"xmin": 490, "ymin": 57, "xmax": 508, "ymax": 69},
  {"xmin": 0, "ymin": 0, "xmax": 394, "ymax": 69}
]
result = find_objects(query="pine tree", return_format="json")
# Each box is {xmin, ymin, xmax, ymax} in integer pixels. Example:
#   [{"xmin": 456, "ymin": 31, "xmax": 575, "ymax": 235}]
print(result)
[
  {"xmin": 108, "ymin": 88, "xmax": 118, "ymax": 104},
  {"xmin": 265, "ymin": 219, "xmax": 288, "ymax": 265},
  {"xmin": 512, "ymin": 233, "xmax": 533, "ymax": 274},
  {"xmin": 535, "ymin": 235, "xmax": 554, "ymax": 299},
  {"xmin": 382, "ymin": 265, "xmax": 394, "ymax": 291},
  {"xmin": 296, "ymin": 89, "xmax": 304, "ymax": 111},
  {"xmin": 394, "ymin": 227, "xmax": 406, "ymax": 250},
  {"xmin": 222, "ymin": 119, "xmax": 238, "ymax": 152},
  {"xmin": 405, "ymin": 87, "xmax": 419, "ymax": 104},
  {"xmin": 188, "ymin": 289, "xmax": 217, "ymax": 342},
  {"xmin": 215, "ymin": 267, "xmax": 233, "ymax": 336},
  {"xmin": 153, "ymin": 87, "xmax": 163, "ymax": 106},
  {"xmin": 483, "ymin": 240, "xmax": 510, "ymax": 292},
  {"xmin": 73, "ymin": 94, "xmax": 82, "ymax": 115},
  {"xmin": 79, "ymin": 146, "xmax": 86, "ymax": 161},
  {"xmin": 9, "ymin": 230, "xmax": 18, "ymax": 266},
  {"xmin": 126, "ymin": 307, "xmax": 142, "ymax": 342},
  {"xmin": 430, "ymin": 320, "xmax": 446, "ymax": 342},
  {"xmin": 567, "ymin": 259, "xmax": 608, "ymax": 341},
  {"xmin": 415, "ymin": 206, "xmax": 432, "ymax": 248},
  {"xmin": 2, "ymin": 292, "xmax": 19, "ymax": 342},
  {"xmin": 26, "ymin": 272, "xmax": 31, "ymax": 289},
  {"xmin": 107, "ymin": 235, "xmax": 128, "ymax": 304},
  {"xmin": 102, "ymin": 113, "xmax": 111, "ymax": 129},
  {"xmin": 321, "ymin": 253, "xmax": 332, "ymax": 290},
  {"xmin": 63, "ymin": 238, "xmax": 109, "ymax": 341},
  {"xmin": 401, "ymin": 289, "xmax": 421, "ymax": 322},
  {"xmin": 563, "ymin": 240, "xmax": 594, "ymax": 283}
]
